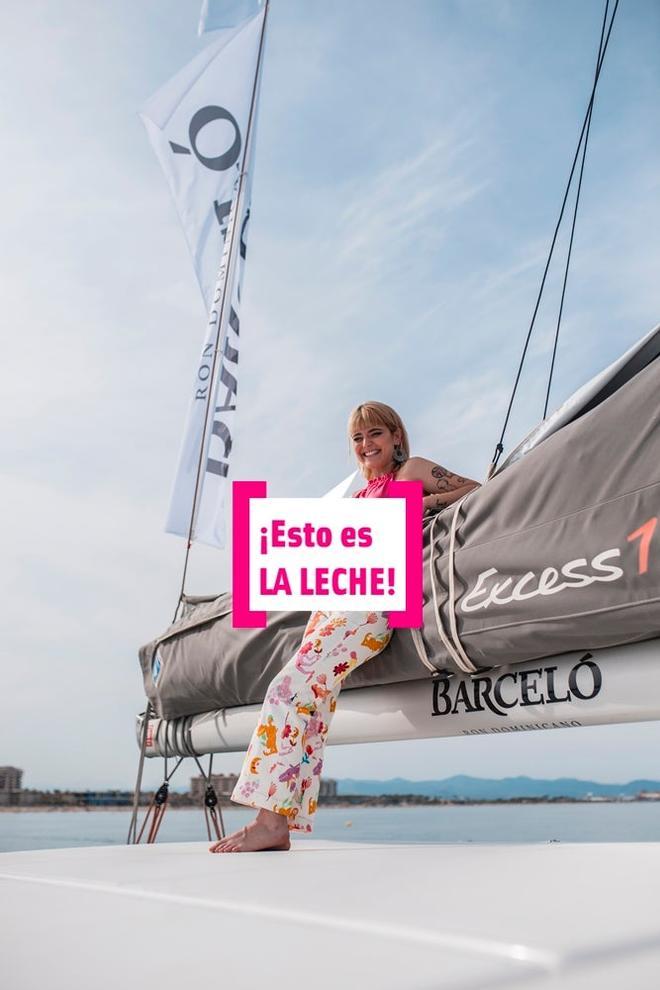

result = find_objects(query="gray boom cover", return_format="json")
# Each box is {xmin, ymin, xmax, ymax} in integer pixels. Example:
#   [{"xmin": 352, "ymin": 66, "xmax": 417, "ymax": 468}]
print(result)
[{"xmin": 139, "ymin": 327, "xmax": 660, "ymax": 719}]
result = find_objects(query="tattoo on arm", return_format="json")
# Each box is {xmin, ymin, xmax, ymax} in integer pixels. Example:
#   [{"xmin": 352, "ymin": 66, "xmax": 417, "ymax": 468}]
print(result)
[{"xmin": 431, "ymin": 464, "xmax": 471, "ymax": 493}]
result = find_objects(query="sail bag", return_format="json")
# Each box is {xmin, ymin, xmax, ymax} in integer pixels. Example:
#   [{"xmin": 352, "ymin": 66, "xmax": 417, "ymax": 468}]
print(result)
[{"xmin": 139, "ymin": 326, "xmax": 660, "ymax": 720}]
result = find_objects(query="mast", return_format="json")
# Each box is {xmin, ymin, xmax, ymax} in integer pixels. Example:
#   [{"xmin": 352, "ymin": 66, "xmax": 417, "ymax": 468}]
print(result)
[{"xmin": 128, "ymin": 3, "xmax": 271, "ymax": 842}]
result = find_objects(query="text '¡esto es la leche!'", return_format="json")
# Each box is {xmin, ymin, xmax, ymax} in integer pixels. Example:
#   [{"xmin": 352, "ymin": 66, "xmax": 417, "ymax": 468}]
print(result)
[{"xmin": 258, "ymin": 519, "xmax": 396, "ymax": 597}]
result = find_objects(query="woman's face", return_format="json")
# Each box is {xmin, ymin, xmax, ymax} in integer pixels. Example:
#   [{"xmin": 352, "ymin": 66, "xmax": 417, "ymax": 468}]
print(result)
[{"xmin": 350, "ymin": 420, "xmax": 401, "ymax": 475}]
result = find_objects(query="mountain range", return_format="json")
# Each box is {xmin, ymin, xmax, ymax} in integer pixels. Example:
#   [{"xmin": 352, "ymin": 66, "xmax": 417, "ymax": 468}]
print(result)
[{"xmin": 335, "ymin": 775, "xmax": 660, "ymax": 799}]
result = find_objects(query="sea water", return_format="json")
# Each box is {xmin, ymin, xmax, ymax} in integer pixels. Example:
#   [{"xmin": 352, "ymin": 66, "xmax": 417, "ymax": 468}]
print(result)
[{"xmin": 1, "ymin": 802, "xmax": 660, "ymax": 853}]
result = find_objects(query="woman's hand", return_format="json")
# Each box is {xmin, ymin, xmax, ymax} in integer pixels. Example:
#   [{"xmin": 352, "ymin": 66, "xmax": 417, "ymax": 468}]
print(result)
[
  {"xmin": 422, "ymin": 483, "xmax": 481, "ymax": 513},
  {"xmin": 423, "ymin": 493, "xmax": 442, "ymax": 511}
]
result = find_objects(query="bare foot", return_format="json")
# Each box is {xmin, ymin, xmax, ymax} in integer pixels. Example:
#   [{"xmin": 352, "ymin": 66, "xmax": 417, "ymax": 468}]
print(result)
[{"xmin": 209, "ymin": 810, "xmax": 291, "ymax": 853}]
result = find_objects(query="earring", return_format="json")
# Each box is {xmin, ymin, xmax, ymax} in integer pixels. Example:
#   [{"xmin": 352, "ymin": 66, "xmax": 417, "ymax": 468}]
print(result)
[{"xmin": 393, "ymin": 444, "xmax": 406, "ymax": 464}]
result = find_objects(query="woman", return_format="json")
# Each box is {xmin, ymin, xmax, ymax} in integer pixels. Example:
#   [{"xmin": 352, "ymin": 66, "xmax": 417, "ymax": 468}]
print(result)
[{"xmin": 210, "ymin": 401, "xmax": 480, "ymax": 853}]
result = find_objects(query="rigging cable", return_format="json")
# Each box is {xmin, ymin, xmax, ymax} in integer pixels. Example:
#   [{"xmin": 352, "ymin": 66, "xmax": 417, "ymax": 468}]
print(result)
[
  {"xmin": 543, "ymin": 0, "xmax": 611, "ymax": 419},
  {"xmin": 487, "ymin": 0, "xmax": 620, "ymax": 479}
]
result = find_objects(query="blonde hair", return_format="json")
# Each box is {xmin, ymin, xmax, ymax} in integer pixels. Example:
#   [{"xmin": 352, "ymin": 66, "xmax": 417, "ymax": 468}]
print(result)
[{"xmin": 347, "ymin": 401, "xmax": 410, "ymax": 480}]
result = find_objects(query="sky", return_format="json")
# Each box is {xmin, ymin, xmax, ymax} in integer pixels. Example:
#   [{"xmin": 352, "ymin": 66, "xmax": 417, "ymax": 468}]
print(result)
[{"xmin": 1, "ymin": 0, "xmax": 659, "ymax": 791}]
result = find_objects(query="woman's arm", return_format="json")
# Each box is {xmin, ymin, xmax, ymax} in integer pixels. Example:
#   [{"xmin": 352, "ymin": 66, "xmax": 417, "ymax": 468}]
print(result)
[{"xmin": 396, "ymin": 456, "xmax": 481, "ymax": 511}]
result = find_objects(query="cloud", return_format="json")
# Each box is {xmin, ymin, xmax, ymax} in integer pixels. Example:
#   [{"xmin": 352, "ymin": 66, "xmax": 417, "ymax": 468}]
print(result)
[{"xmin": 336, "ymin": 132, "xmax": 489, "ymax": 285}]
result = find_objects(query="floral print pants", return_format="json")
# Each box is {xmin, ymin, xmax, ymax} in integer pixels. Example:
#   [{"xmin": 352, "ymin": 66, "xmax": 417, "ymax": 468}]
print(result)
[{"xmin": 230, "ymin": 610, "xmax": 393, "ymax": 832}]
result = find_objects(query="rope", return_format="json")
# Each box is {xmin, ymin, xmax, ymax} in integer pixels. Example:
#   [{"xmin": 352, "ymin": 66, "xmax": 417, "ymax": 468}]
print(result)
[
  {"xmin": 542, "ymin": 0, "xmax": 612, "ymax": 419},
  {"xmin": 488, "ymin": 0, "xmax": 621, "ymax": 476},
  {"xmin": 428, "ymin": 493, "xmax": 478, "ymax": 675},
  {"xmin": 409, "ymin": 624, "xmax": 441, "ymax": 675},
  {"xmin": 135, "ymin": 742, "xmax": 185, "ymax": 844},
  {"xmin": 191, "ymin": 753, "xmax": 226, "ymax": 841},
  {"xmin": 446, "ymin": 494, "xmax": 478, "ymax": 673},
  {"xmin": 126, "ymin": 702, "xmax": 153, "ymax": 844}
]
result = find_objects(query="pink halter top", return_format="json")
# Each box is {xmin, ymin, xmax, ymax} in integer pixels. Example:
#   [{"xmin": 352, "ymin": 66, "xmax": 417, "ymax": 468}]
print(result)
[{"xmin": 353, "ymin": 470, "xmax": 396, "ymax": 499}]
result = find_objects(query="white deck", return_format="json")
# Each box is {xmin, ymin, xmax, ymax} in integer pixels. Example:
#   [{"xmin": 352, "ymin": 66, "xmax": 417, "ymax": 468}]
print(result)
[{"xmin": 2, "ymin": 839, "xmax": 660, "ymax": 988}]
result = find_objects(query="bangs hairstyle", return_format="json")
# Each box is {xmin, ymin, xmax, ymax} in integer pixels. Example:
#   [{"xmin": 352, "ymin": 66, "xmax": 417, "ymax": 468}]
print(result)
[{"xmin": 347, "ymin": 401, "xmax": 410, "ymax": 479}]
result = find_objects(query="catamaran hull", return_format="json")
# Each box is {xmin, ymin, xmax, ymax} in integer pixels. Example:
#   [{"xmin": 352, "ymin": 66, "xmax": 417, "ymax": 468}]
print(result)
[{"xmin": 137, "ymin": 635, "xmax": 660, "ymax": 756}]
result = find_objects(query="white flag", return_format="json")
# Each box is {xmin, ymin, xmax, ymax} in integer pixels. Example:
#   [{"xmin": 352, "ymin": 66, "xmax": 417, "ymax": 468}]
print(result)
[
  {"xmin": 140, "ymin": 8, "xmax": 266, "ymax": 548},
  {"xmin": 198, "ymin": 0, "xmax": 262, "ymax": 35}
]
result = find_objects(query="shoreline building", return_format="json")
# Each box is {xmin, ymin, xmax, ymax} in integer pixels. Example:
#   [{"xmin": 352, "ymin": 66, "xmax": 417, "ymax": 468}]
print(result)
[{"xmin": 0, "ymin": 767, "xmax": 23, "ymax": 807}]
